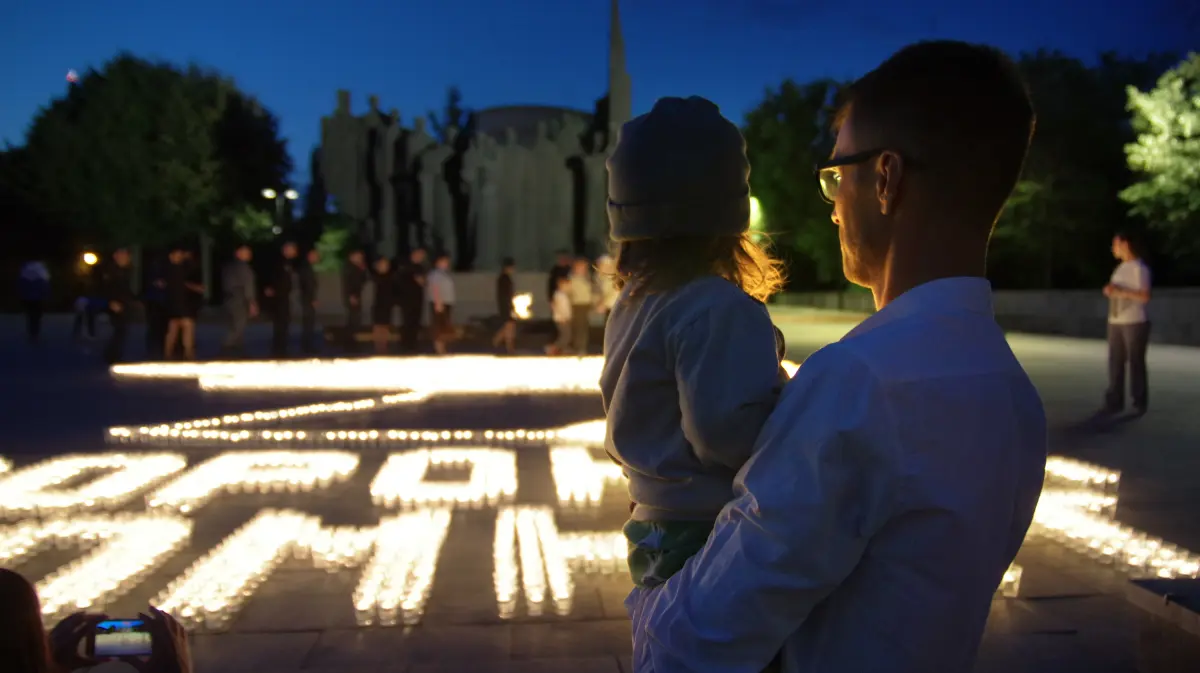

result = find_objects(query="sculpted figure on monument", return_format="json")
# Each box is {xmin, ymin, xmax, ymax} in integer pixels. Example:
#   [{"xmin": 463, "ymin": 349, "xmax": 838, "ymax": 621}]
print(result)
[
  {"xmin": 360, "ymin": 95, "xmax": 389, "ymax": 245},
  {"xmin": 375, "ymin": 109, "xmax": 403, "ymax": 258},
  {"xmin": 408, "ymin": 118, "xmax": 439, "ymax": 237},
  {"xmin": 418, "ymin": 133, "xmax": 455, "ymax": 260},
  {"xmin": 498, "ymin": 128, "xmax": 535, "ymax": 268},
  {"xmin": 531, "ymin": 121, "xmax": 573, "ymax": 267},
  {"xmin": 463, "ymin": 134, "xmax": 503, "ymax": 270},
  {"xmin": 321, "ymin": 90, "xmax": 367, "ymax": 221},
  {"xmin": 556, "ymin": 115, "xmax": 588, "ymax": 155},
  {"xmin": 583, "ymin": 130, "xmax": 611, "ymax": 256}
]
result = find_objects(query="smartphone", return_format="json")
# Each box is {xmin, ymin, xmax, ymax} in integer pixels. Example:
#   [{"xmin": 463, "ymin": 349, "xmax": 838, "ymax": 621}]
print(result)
[{"xmin": 90, "ymin": 619, "xmax": 152, "ymax": 658}]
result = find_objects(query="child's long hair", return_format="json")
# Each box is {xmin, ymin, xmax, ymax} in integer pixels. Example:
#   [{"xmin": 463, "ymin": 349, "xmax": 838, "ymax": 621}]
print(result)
[{"xmin": 611, "ymin": 233, "xmax": 786, "ymax": 303}]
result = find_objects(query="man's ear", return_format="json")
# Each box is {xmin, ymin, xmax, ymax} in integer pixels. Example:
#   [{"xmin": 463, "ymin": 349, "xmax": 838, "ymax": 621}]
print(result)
[{"xmin": 875, "ymin": 151, "xmax": 905, "ymax": 216}]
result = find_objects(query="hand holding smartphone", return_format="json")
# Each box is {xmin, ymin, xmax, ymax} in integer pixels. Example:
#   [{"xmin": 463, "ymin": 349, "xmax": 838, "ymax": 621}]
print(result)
[{"xmin": 89, "ymin": 619, "xmax": 154, "ymax": 659}]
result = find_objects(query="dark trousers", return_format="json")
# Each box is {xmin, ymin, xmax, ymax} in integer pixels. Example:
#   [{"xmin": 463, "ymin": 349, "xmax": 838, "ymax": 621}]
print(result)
[
  {"xmin": 272, "ymin": 310, "xmax": 291, "ymax": 357},
  {"xmin": 400, "ymin": 300, "xmax": 423, "ymax": 353},
  {"xmin": 23, "ymin": 300, "xmax": 43, "ymax": 341},
  {"xmin": 1105, "ymin": 321, "xmax": 1150, "ymax": 411},
  {"xmin": 345, "ymin": 304, "xmax": 362, "ymax": 352},
  {"xmin": 570, "ymin": 305, "xmax": 591, "ymax": 354},
  {"xmin": 145, "ymin": 303, "xmax": 167, "ymax": 358},
  {"xmin": 73, "ymin": 308, "xmax": 97, "ymax": 340},
  {"xmin": 223, "ymin": 300, "xmax": 250, "ymax": 355},
  {"xmin": 300, "ymin": 303, "xmax": 318, "ymax": 354},
  {"xmin": 104, "ymin": 311, "xmax": 128, "ymax": 364}
]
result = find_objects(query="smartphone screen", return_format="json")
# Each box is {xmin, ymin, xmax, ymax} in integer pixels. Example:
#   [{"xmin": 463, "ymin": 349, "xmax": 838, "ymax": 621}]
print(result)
[{"xmin": 93, "ymin": 619, "xmax": 152, "ymax": 658}]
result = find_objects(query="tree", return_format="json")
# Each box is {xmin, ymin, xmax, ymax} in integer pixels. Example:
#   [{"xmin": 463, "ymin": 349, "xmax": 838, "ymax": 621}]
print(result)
[
  {"xmin": 990, "ymin": 51, "xmax": 1171, "ymax": 288},
  {"xmin": 230, "ymin": 205, "xmax": 275, "ymax": 242},
  {"xmin": 313, "ymin": 212, "xmax": 357, "ymax": 273},
  {"xmin": 1119, "ymin": 53, "xmax": 1200, "ymax": 255},
  {"xmin": 16, "ymin": 53, "xmax": 291, "ymax": 248},
  {"xmin": 742, "ymin": 79, "xmax": 843, "ymax": 289}
]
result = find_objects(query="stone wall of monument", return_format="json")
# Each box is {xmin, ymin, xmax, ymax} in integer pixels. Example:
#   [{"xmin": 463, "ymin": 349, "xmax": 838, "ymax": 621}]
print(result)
[{"xmin": 320, "ymin": 93, "xmax": 613, "ymax": 273}]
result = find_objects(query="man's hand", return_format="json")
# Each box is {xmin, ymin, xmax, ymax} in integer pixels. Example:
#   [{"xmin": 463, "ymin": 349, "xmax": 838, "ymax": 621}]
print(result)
[
  {"xmin": 435, "ymin": 303, "xmax": 445, "ymax": 314},
  {"xmin": 1103, "ymin": 284, "xmax": 1115, "ymax": 298},
  {"xmin": 49, "ymin": 611, "xmax": 108, "ymax": 670},
  {"xmin": 264, "ymin": 287, "xmax": 275, "ymax": 297},
  {"xmin": 110, "ymin": 301, "xmax": 123, "ymax": 314},
  {"xmin": 131, "ymin": 606, "xmax": 191, "ymax": 673},
  {"xmin": 312, "ymin": 300, "xmax": 318, "ymax": 309},
  {"xmin": 349, "ymin": 295, "xmax": 359, "ymax": 307},
  {"xmin": 249, "ymin": 302, "xmax": 259, "ymax": 318}
]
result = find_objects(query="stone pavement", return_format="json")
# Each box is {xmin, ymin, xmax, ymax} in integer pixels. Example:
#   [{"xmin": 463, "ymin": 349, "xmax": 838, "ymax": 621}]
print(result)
[{"xmin": 1, "ymin": 311, "xmax": 1198, "ymax": 672}]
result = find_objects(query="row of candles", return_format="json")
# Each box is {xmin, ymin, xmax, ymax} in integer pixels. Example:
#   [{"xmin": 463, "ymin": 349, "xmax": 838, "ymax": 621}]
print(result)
[
  {"xmin": 3, "ymin": 503, "xmax": 1025, "ymax": 631},
  {"xmin": 112, "ymin": 356, "xmax": 609, "ymax": 393},
  {"xmin": 106, "ymin": 392, "xmax": 429, "ymax": 442},
  {"xmin": 0, "ymin": 445, "xmax": 618, "ymax": 518}
]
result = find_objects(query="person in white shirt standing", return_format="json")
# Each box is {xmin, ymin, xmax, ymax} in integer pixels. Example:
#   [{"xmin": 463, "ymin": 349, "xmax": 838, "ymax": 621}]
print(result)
[
  {"xmin": 628, "ymin": 41, "xmax": 1048, "ymax": 673},
  {"xmin": 1103, "ymin": 232, "xmax": 1152, "ymax": 416}
]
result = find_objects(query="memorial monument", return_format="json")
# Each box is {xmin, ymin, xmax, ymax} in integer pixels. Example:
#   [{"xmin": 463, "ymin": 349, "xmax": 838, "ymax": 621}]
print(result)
[{"xmin": 318, "ymin": 0, "xmax": 633, "ymax": 270}]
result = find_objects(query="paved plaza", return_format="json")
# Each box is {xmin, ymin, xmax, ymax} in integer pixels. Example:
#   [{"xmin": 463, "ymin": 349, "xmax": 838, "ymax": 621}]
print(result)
[{"xmin": 1, "ymin": 309, "xmax": 1198, "ymax": 672}]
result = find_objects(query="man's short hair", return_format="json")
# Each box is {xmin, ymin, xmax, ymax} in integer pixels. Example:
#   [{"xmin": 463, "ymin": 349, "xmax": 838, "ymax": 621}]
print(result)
[{"xmin": 837, "ymin": 40, "xmax": 1035, "ymax": 227}]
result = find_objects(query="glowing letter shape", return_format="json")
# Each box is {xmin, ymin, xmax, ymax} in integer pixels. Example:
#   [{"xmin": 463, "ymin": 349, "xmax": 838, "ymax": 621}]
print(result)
[
  {"xmin": 352, "ymin": 509, "xmax": 452, "ymax": 626},
  {"xmin": 0, "ymin": 453, "xmax": 187, "ymax": 517},
  {"xmin": 548, "ymin": 446, "xmax": 624, "ymax": 508},
  {"xmin": 147, "ymin": 450, "xmax": 358, "ymax": 513},
  {"xmin": 155, "ymin": 510, "xmax": 313, "ymax": 630},
  {"xmin": 494, "ymin": 506, "xmax": 580, "ymax": 617},
  {"xmin": 0, "ymin": 514, "xmax": 193, "ymax": 619},
  {"xmin": 369, "ymin": 448, "xmax": 517, "ymax": 508}
]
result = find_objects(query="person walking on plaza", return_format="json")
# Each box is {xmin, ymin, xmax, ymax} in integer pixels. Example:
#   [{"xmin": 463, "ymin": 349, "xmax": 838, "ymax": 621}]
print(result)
[
  {"xmin": 546, "ymin": 250, "xmax": 571, "ymax": 308},
  {"xmin": 370, "ymin": 255, "xmax": 397, "ymax": 355},
  {"xmin": 548, "ymin": 274, "xmax": 572, "ymax": 355},
  {"xmin": 143, "ymin": 257, "xmax": 169, "ymax": 359},
  {"xmin": 492, "ymin": 257, "xmax": 518, "ymax": 354},
  {"xmin": 342, "ymin": 249, "xmax": 369, "ymax": 353},
  {"xmin": 567, "ymin": 257, "xmax": 596, "ymax": 354},
  {"xmin": 98, "ymin": 248, "xmax": 135, "ymax": 364},
  {"xmin": 163, "ymin": 247, "xmax": 201, "ymax": 361},
  {"xmin": 426, "ymin": 253, "xmax": 455, "ymax": 355},
  {"xmin": 264, "ymin": 241, "xmax": 299, "ymax": 358},
  {"xmin": 1102, "ymin": 231, "xmax": 1152, "ymax": 416},
  {"xmin": 18, "ymin": 258, "xmax": 50, "ymax": 343},
  {"xmin": 299, "ymin": 248, "xmax": 321, "ymax": 355},
  {"xmin": 221, "ymin": 244, "xmax": 258, "ymax": 357},
  {"xmin": 396, "ymin": 247, "xmax": 428, "ymax": 353}
]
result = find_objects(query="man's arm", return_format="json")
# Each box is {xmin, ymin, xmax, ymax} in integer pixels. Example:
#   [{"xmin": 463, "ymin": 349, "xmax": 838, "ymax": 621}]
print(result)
[
  {"xmin": 639, "ymin": 344, "xmax": 901, "ymax": 672},
  {"xmin": 673, "ymin": 299, "xmax": 782, "ymax": 471}
]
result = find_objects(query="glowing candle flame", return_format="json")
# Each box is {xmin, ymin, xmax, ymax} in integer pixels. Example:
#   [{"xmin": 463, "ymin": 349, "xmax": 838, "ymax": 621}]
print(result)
[{"xmin": 512, "ymin": 293, "xmax": 533, "ymax": 320}]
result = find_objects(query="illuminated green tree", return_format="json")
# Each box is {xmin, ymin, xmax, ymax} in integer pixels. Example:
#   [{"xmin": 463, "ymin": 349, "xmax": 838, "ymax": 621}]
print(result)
[
  {"xmin": 742, "ymin": 79, "xmax": 844, "ymax": 289},
  {"xmin": 1119, "ymin": 53, "xmax": 1200, "ymax": 253}
]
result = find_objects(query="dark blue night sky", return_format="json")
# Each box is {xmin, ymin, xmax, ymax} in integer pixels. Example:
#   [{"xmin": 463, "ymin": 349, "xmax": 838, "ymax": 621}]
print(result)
[{"xmin": 2, "ymin": 0, "xmax": 1193, "ymax": 184}]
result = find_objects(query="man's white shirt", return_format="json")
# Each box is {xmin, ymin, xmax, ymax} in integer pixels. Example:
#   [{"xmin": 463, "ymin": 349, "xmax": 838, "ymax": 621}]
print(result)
[
  {"xmin": 629, "ymin": 277, "xmax": 1048, "ymax": 673},
  {"xmin": 1108, "ymin": 260, "xmax": 1151, "ymax": 325}
]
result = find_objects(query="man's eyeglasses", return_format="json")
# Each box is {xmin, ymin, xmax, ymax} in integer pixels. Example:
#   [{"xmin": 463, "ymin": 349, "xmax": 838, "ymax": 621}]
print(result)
[{"xmin": 813, "ymin": 149, "xmax": 885, "ymax": 204}]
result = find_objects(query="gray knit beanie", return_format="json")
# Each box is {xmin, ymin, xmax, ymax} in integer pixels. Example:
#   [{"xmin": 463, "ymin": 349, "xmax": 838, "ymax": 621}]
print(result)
[{"xmin": 607, "ymin": 96, "xmax": 751, "ymax": 242}]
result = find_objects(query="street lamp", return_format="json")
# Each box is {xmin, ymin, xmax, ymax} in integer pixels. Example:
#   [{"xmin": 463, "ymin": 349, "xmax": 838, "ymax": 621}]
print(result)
[
  {"xmin": 82, "ymin": 252, "xmax": 99, "ymax": 266},
  {"xmin": 262, "ymin": 188, "xmax": 299, "ymax": 235}
]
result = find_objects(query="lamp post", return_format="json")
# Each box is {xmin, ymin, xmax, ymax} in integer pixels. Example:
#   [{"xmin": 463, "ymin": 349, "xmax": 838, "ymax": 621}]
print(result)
[{"xmin": 262, "ymin": 188, "xmax": 299, "ymax": 235}]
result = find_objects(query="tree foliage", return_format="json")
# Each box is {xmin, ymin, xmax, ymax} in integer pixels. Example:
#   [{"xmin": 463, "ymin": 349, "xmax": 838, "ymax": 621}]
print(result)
[
  {"xmin": 985, "ymin": 51, "xmax": 1175, "ymax": 288},
  {"xmin": 1119, "ymin": 53, "xmax": 1200, "ymax": 252},
  {"xmin": 14, "ymin": 53, "xmax": 291, "ymax": 248},
  {"xmin": 742, "ymin": 79, "xmax": 843, "ymax": 289}
]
